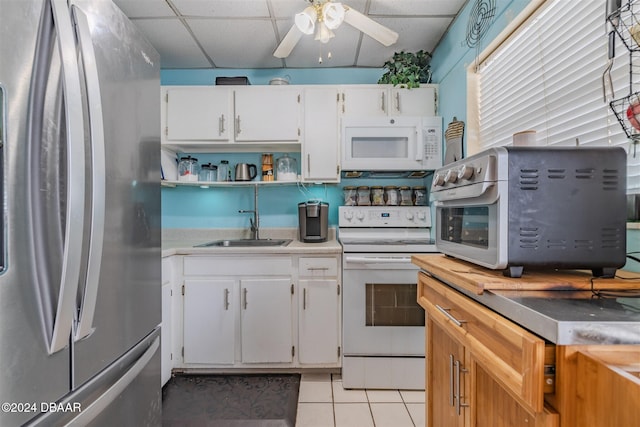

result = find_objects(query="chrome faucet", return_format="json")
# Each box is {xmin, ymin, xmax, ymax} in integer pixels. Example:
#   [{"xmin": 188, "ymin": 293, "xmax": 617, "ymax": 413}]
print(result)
[{"xmin": 238, "ymin": 185, "xmax": 259, "ymax": 240}]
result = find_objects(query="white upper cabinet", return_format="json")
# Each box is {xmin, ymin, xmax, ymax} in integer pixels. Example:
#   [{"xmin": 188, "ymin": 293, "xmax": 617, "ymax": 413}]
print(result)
[
  {"xmin": 164, "ymin": 86, "xmax": 231, "ymax": 142},
  {"xmin": 390, "ymin": 86, "xmax": 437, "ymax": 116},
  {"xmin": 302, "ymin": 87, "xmax": 340, "ymax": 182},
  {"xmin": 233, "ymin": 86, "xmax": 301, "ymax": 143},
  {"xmin": 340, "ymin": 84, "xmax": 437, "ymax": 117}
]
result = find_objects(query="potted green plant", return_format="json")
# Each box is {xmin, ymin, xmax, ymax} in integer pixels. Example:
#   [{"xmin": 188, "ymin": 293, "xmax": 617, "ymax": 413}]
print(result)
[{"xmin": 378, "ymin": 50, "xmax": 432, "ymax": 89}]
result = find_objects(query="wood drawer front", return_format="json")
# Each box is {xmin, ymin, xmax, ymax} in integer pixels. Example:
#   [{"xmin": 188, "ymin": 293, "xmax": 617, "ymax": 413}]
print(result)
[
  {"xmin": 184, "ymin": 256, "xmax": 291, "ymax": 276},
  {"xmin": 299, "ymin": 257, "xmax": 338, "ymax": 277},
  {"xmin": 419, "ymin": 272, "xmax": 546, "ymax": 414}
]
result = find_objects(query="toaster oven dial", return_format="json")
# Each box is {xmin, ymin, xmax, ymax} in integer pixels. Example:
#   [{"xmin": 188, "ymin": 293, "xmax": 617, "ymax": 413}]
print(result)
[
  {"xmin": 458, "ymin": 164, "xmax": 475, "ymax": 181},
  {"xmin": 444, "ymin": 169, "xmax": 458, "ymax": 184}
]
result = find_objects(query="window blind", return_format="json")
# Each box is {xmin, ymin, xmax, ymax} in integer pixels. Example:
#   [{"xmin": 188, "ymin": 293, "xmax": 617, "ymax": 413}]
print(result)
[{"xmin": 475, "ymin": 0, "xmax": 640, "ymax": 193}]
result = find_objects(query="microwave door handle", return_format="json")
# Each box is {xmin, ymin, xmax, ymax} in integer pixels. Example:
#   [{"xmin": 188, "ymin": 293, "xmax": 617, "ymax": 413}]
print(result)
[{"xmin": 415, "ymin": 128, "xmax": 424, "ymax": 161}]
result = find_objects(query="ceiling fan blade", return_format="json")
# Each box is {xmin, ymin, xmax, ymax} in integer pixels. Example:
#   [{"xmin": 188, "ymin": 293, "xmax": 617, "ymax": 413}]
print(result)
[
  {"xmin": 273, "ymin": 24, "xmax": 303, "ymax": 58},
  {"xmin": 343, "ymin": 6, "xmax": 398, "ymax": 47}
]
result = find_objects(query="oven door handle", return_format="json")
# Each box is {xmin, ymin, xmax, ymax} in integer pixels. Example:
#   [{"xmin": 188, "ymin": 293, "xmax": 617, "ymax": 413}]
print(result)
[{"xmin": 344, "ymin": 256, "xmax": 413, "ymax": 264}]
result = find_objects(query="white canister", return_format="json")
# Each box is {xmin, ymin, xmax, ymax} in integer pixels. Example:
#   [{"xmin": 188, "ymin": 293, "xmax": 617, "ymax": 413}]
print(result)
[{"xmin": 513, "ymin": 130, "xmax": 539, "ymax": 146}]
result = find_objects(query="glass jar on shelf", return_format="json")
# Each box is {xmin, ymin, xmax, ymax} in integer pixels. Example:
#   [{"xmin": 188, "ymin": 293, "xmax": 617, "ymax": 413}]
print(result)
[
  {"xmin": 371, "ymin": 186, "xmax": 385, "ymax": 206},
  {"xmin": 413, "ymin": 186, "xmax": 427, "ymax": 206},
  {"xmin": 198, "ymin": 163, "xmax": 217, "ymax": 182},
  {"xmin": 343, "ymin": 186, "xmax": 357, "ymax": 206},
  {"xmin": 384, "ymin": 186, "xmax": 399, "ymax": 206},
  {"xmin": 399, "ymin": 186, "xmax": 413, "ymax": 205},
  {"xmin": 178, "ymin": 156, "xmax": 199, "ymax": 182},
  {"xmin": 357, "ymin": 186, "xmax": 371, "ymax": 205}
]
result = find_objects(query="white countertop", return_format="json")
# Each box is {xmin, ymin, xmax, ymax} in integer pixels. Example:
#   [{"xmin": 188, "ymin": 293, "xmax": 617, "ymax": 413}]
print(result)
[{"xmin": 162, "ymin": 227, "xmax": 342, "ymax": 257}]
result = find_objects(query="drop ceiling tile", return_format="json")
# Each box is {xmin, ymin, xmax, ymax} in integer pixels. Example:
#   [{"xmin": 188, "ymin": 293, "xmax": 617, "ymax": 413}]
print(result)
[
  {"xmin": 171, "ymin": 0, "xmax": 270, "ymax": 17},
  {"xmin": 369, "ymin": 0, "xmax": 467, "ymax": 16},
  {"xmin": 356, "ymin": 17, "xmax": 452, "ymax": 66},
  {"xmin": 112, "ymin": 0, "xmax": 176, "ymax": 18},
  {"xmin": 269, "ymin": 0, "xmax": 309, "ymax": 19},
  {"xmin": 131, "ymin": 18, "xmax": 211, "ymax": 68},
  {"xmin": 188, "ymin": 18, "xmax": 282, "ymax": 68}
]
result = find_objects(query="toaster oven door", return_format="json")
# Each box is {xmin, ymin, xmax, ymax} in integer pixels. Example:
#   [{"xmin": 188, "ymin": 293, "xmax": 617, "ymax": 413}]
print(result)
[{"xmin": 435, "ymin": 202, "xmax": 508, "ymax": 270}]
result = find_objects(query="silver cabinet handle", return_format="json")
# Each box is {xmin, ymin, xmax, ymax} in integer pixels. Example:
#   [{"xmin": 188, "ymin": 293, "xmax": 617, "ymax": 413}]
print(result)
[
  {"xmin": 219, "ymin": 114, "xmax": 225, "ymax": 135},
  {"xmin": 435, "ymin": 304, "xmax": 466, "ymax": 327},
  {"xmin": 235, "ymin": 116, "xmax": 241, "ymax": 136},
  {"xmin": 49, "ymin": 0, "xmax": 86, "ymax": 354},
  {"xmin": 243, "ymin": 287, "xmax": 247, "ymax": 309},
  {"xmin": 395, "ymin": 92, "xmax": 400, "ymax": 112},
  {"xmin": 72, "ymin": 6, "xmax": 106, "ymax": 343},
  {"xmin": 303, "ymin": 288, "xmax": 307, "ymax": 310},
  {"xmin": 381, "ymin": 92, "xmax": 385, "ymax": 113},
  {"xmin": 307, "ymin": 154, "xmax": 311, "ymax": 174},
  {"xmin": 224, "ymin": 288, "xmax": 230, "ymax": 310},
  {"xmin": 449, "ymin": 354, "xmax": 455, "ymax": 407},
  {"xmin": 455, "ymin": 359, "xmax": 469, "ymax": 415},
  {"xmin": 307, "ymin": 267, "xmax": 329, "ymax": 271}
]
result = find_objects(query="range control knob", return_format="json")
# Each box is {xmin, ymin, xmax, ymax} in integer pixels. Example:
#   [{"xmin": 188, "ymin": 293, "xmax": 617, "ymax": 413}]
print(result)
[
  {"xmin": 405, "ymin": 211, "xmax": 415, "ymax": 221},
  {"xmin": 343, "ymin": 210, "xmax": 354, "ymax": 221},
  {"xmin": 417, "ymin": 211, "xmax": 427, "ymax": 221},
  {"xmin": 433, "ymin": 173, "xmax": 445, "ymax": 187},
  {"xmin": 356, "ymin": 211, "xmax": 365, "ymax": 221},
  {"xmin": 458, "ymin": 164, "xmax": 475, "ymax": 181},
  {"xmin": 444, "ymin": 169, "xmax": 458, "ymax": 184}
]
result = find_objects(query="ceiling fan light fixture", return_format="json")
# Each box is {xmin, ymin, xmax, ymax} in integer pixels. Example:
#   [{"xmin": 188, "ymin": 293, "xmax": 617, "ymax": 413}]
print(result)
[
  {"xmin": 315, "ymin": 21, "xmax": 335, "ymax": 43},
  {"xmin": 322, "ymin": 2, "xmax": 344, "ymax": 30},
  {"xmin": 295, "ymin": 6, "xmax": 316, "ymax": 35}
]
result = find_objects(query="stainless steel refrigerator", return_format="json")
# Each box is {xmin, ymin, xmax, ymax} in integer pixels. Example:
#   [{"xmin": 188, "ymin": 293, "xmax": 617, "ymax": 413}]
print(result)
[{"xmin": 0, "ymin": 0, "xmax": 161, "ymax": 425}]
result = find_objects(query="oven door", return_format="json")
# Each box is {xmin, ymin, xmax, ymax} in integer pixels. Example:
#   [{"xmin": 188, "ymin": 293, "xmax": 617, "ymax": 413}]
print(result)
[{"xmin": 342, "ymin": 254, "xmax": 425, "ymax": 357}]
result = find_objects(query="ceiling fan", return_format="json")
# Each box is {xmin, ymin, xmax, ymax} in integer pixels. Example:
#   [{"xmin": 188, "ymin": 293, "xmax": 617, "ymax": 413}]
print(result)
[{"xmin": 273, "ymin": 0, "xmax": 399, "ymax": 59}]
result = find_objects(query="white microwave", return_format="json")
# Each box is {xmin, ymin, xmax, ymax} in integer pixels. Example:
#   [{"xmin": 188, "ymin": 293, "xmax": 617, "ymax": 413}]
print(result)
[{"xmin": 341, "ymin": 116, "xmax": 442, "ymax": 171}]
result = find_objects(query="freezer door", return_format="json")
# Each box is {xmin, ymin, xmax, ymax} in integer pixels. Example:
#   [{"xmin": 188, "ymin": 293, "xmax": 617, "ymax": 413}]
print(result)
[
  {"xmin": 25, "ymin": 328, "xmax": 161, "ymax": 427},
  {"xmin": 0, "ymin": 1, "xmax": 84, "ymax": 425},
  {"xmin": 69, "ymin": 0, "xmax": 162, "ymax": 387}
]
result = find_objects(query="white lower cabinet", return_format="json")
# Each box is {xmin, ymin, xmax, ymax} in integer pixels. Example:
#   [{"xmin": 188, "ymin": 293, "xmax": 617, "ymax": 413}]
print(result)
[
  {"xmin": 298, "ymin": 256, "xmax": 341, "ymax": 366},
  {"xmin": 178, "ymin": 254, "xmax": 340, "ymax": 369},
  {"xmin": 183, "ymin": 279, "xmax": 236, "ymax": 365},
  {"xmin": 240, "ymin": 278, "xmax": 293, "ymax": 363}
]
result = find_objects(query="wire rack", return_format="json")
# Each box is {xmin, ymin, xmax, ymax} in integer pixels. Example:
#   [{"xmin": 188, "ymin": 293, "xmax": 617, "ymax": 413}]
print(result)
[{"xmin": 608, "ymin": 0, "xmax": 640, "ymax": 140}]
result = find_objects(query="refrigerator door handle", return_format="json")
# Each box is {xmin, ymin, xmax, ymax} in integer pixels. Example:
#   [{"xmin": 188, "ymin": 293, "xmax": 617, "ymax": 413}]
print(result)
[
  {"xmin": 64, "ymin": 336, "xmax": 160, "ymax": 427},
  {"xmin": 71, "ymin": 6, "xmax": 106, "ymax": 342},
  {"xmin": 48, "ymin": 0, "xmax": 86, "ymax": 355}
]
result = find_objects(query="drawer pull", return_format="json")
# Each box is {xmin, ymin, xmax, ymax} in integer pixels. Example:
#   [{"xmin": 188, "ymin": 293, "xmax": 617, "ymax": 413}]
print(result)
[
  {"xmin": 307, "ymin": 267, "xmax": 329, "ymax": 271},
  {"xmin": 224, "ymin": 288, "xmax": 230, "ymax": 310},
  {"xmin": 243, "ymin": 288, "xmax": 248, "ymax": 310},
  {"xmin": 436, "ymin": 304, "xmax": 466, "ymax": 327}
]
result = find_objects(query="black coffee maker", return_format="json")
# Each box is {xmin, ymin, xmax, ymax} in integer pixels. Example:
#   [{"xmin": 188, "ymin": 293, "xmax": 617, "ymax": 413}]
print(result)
[{"xmin": 298, "ymin": 201, "xmax": 328, "ymax": 243}]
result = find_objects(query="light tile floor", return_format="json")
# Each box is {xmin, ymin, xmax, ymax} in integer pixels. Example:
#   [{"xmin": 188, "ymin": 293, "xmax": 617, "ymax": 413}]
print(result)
[{"xmin": 296, "ymin": 373, "xmax": 425, "ymax": 427}]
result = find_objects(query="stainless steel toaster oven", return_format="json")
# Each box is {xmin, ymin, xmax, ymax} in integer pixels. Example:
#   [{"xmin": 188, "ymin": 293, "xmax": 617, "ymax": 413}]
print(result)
[{"xmin": 430, "ymin": 146, "xmax": 627, "ymax": 278}]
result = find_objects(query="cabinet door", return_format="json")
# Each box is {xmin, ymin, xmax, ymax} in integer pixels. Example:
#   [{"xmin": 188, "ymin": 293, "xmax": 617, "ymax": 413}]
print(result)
[
  {"xmin": 302, "ymin": 88, "xmax": 340, "ymax": 182},
  {"xmin": 428, "ymin": 315, "xmax": 465, "ymax": 427},
  {"xmin": 164, "ymin": 86, "xmax": 230, "ymax": 141},
  {"xmin": 390, "ymin": 86, "xmax": 436, "ymax": 116},
  {"xmin": 161, "ymin": 282, "xmax": 172, "ymax": 386},
  {"xmin": 183, "ymin": 279, "xmax": 236, "ymax": 364},
  {"xmin": 233, "ymin": 87, "xmax": 300, "ymax": 142},
  {"xmin": 341, "ymin": 86, "xmax": 388, "ymax": 116},
  {"xmin": 299, "ymin": 279, "xmax": 340, "ymax": 365},
  {"xmin": 240, "ymin": 278, "xmax": 293, "ymax": 363}
]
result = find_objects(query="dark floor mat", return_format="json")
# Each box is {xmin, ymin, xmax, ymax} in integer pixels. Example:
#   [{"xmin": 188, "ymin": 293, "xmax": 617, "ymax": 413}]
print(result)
[{"xmin": 162, "ymin": 374, "xmax": 300, "ymax": 427}]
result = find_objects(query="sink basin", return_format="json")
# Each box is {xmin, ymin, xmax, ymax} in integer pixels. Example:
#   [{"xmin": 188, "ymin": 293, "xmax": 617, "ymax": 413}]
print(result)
[{"xmin": 194, "ymin": 239, "xmax": 292, "ymax": 248}]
